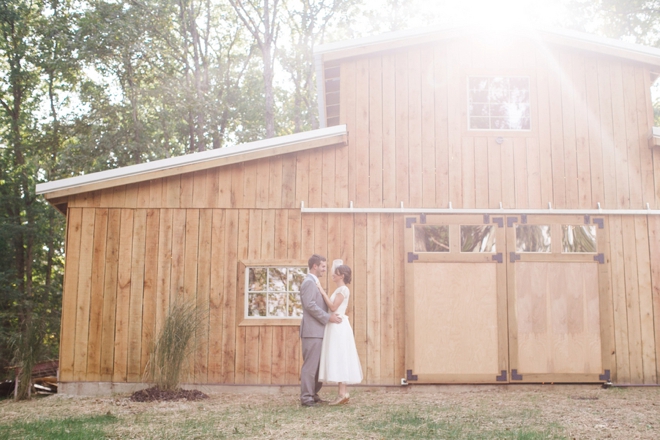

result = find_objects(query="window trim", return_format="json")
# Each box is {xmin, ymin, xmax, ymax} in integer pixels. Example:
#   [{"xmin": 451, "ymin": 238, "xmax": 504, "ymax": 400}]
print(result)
[{"xmin": 237, "ymin": 260, "xmax": 307, "ymax": 327}]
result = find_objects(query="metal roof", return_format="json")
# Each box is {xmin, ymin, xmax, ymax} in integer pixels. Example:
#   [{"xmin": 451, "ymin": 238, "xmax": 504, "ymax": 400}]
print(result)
[{"xmin": 36, "ymin": 125, "xmax": 348, "ymax": 197}]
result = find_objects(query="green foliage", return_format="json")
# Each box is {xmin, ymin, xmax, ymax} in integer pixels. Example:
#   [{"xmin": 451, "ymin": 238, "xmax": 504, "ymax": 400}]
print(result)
[
  {"xmin": 0, "ymin": 414, "xmax": 117, "ymax": 440},
  {"xmin": 145, "ymin": 301, "xmax": 207, "ymax": 391}
]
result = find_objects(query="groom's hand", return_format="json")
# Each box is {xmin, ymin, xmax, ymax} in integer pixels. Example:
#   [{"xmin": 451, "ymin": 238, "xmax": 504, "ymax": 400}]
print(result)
[{"xmin": 329, "ymin": 314, "xmax": 342, "ymax": 324}]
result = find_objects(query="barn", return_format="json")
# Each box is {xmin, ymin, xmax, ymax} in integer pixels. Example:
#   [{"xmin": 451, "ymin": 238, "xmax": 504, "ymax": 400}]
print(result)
[{"xmin": 37, "ymin": 25, "xmax": 660, "ymax": 395}]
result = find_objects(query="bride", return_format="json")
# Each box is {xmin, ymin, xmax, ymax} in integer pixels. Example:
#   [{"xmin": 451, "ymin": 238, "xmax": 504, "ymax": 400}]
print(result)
[{"xmin": 316, "ymin": 260, "xmax": 363, "ymax": 405}]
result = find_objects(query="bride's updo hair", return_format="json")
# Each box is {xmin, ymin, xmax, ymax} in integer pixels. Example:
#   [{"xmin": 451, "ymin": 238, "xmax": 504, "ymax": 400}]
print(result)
[{"xmin": 335, "ymin": 265, "xmax": 352, "ymax": 284}]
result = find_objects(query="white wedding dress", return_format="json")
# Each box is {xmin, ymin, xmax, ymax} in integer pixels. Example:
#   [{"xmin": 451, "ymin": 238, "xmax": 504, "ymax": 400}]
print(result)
[{"xmin": 318, "ymin": 285, "xmax": 363, "ymax": 384}]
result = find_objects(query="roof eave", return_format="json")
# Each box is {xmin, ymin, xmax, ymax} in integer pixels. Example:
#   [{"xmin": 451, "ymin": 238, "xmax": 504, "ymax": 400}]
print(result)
[{"xmin": 37, "ymin": 125, "xmax": 348, "ymax": 200}]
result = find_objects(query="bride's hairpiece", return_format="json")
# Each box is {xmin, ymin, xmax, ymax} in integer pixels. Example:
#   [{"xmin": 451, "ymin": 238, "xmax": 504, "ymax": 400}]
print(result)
[{"xmin": 332, "ymin": 259, "xmax": 343, "ymax": 273}]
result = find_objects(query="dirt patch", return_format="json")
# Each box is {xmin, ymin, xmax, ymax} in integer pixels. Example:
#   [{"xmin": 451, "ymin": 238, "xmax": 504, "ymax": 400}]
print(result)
[{"xmin": 129, "ymin": 387, "xmax": 208, "ymax": 402}]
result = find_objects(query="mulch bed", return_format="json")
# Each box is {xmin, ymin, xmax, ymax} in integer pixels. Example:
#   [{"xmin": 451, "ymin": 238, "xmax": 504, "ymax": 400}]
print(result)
[{"xmin": 129, "ymin": 387, "xmax": 208, "ymax": 402}]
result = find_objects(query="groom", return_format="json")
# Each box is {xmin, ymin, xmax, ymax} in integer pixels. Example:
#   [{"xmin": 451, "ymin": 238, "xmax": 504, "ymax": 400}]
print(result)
[{"xmin": 299, "ymin": 254, "xmax": 342, "ymax": 407}]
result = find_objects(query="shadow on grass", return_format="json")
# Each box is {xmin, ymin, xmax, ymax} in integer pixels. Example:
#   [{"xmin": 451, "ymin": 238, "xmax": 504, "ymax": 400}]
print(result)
[
  {"xmin": 363, "ymin": 409, "xmax": 566, "ymax": 440},
  {"xmin": 0, "ymin": 413, "xmax": 117, "ymax": 440}
]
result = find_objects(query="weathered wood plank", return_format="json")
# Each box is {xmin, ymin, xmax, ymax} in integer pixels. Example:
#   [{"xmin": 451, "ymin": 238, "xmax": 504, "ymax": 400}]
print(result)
[
  {"xmin": 513, "ymin": 137, "xmax": 528, "ymax": 208},
  {"xmin": 534, "ymin": 49, "xmax": 554, "ymax": 207},
  {"xmin": 622, "ymin": 63, "xmax": 643, "ymax": 208},
  {"xmin": 281, "ymin": 153, "xmax": 296, "ymax": 209},
  {"xmin": 584, "ymin": 56, "xmax": 604, "ymax": 207},
  {"xmin": 356, "ymin": 57, "xmax": 370, "ymax": 207},
  {"xmin": 382, "ymin": 54, "xmax": 396, "ymax": 207},
  {"xmin": 195, "ymin": 209, "xmax": 212, "ymax": 383},
  {"xmin": 73, "ymin": 208, "xmax": 95, "ymax": 381},
  {"xmin": 155, "ymin": 209, "xmax": 173, "ymax": 348},
  {"xmin": 572, "ymin": 53, "xmax": 592, "ymax": 209},
  {"xmin": 547, "ymin": 48, "xmax": 566, "ymax": 208},
  {"xmin": 395, "ymin": 51, "xmax": 410, "ymax": 206},
  {"xmin": 221, "ymin": 209, "xmax": 239, "ymax": 382},
  {"xmin": 269, "ymin": 156, "xmax": 285, "ymax": 209},
  {"xmin": 393, "ymin": 215, "xmax": 406, "ymax": 383},
  {"xmin": 140, "ymin": 209, "xmax": 159, "ymax": 379},
  {"xmin": 113, "ymin": 209, "xmax": 134, "ymax": 382},
  {"xmin": 560, "ymin": 51, "xmax": 579, "ymax": 209},
  {"xmin": 60, "ymin": 208, "xmax": 83, "ymax": 382},
  {"xmin": 597, "ymin": 59, "xmax": 617, "ymax": 209},
  {"xmin": 86, "ymin": 208, "xmax": 108, "ymax": 381},
  {"xmin": 634, "ymin": 216, "xmax": 657, "ymax": 383},
  {"xmin": 647, "ymin": 216, "xmax": 660, "ymax": 381},
  {"xmin": 342, "ymin": 60, "xmax": 357, "ymax": 205},
  {"xmin": 610, "ymin": 60, "xmax": 630, "ymax": 208},
  {"xmin": 192, "ymin": 170, "xmax": 208, "ymax": 209},
  {"xmin": 208, "ymin": 209, "xmax": 226, "ymax": 382},
  {"xmin": 380, "ymin": 214, "xmax": 395, "ymax": 382},
  {"xmin": 127, "ymin": 209, "xmax": 147, "ymax": 382},
  {"xmin": 621, "ymin": 216, "xmax": 643, "ymax": 382},
  {"xmin": 420, "ymin": 46, "xmax": 435, "ymax": 208},
  {"xmin": 408, "ymin": 47, "xmax": 423, "ymax": 207},
  {"xmin": 353, "ymin": 214, "xmax": 368, "ymax": 381},
  {"xmin": 100, "ymin": 209, "xmax": 121, "ymax": 381},
  {"xmin": 609, "ymin": 216, "xmax": 630, "ymax": 382},
  {"xmin": 433, "ymin": 44, "xmax": 448, "ymax": 208},
  {"xmin": 369, "ymin": 55, "xmax": 384, "ymax": 208}
]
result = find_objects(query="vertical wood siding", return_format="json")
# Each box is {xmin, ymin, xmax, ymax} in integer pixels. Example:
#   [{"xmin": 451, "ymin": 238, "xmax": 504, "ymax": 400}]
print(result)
[{"xmin": 61, "ymin": 37, "xmax": 660, "ymax": 384}]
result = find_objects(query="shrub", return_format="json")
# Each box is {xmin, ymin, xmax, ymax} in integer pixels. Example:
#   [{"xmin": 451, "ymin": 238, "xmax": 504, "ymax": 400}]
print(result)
[{"xmin": 144, "ymin": 301, "xmax": 206, "ymax": 391}]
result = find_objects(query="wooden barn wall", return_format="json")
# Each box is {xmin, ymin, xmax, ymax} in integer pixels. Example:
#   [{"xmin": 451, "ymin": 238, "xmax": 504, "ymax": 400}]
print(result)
[
  {"xmin": 60, "ymin": 208, "xmax": 406, "ymax": 385},
  {"xmin": 61, "ymin": 37, "xmax": 660, "ymax": 384}
]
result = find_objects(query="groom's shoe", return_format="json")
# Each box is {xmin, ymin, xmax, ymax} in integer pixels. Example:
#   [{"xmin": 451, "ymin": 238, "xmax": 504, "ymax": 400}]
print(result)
[
  {"xmin": 313, "ymin": 395, "xmax": 329, "ymax": 404},
  {"xmin": 301, "ymin": 401, "xmax": 318, "ymax": 407}
]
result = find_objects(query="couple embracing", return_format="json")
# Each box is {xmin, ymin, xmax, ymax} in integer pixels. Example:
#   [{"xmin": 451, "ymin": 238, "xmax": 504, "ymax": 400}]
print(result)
[{"xmin": 299, "ymin": 254, "xmax": 363, "ymax": 407}]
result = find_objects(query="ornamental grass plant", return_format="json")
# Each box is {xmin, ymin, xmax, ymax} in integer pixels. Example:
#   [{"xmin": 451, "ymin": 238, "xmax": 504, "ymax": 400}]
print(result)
[{"xmin": 144, "ymin": 301, "xmax": 206, "ymax": 392}]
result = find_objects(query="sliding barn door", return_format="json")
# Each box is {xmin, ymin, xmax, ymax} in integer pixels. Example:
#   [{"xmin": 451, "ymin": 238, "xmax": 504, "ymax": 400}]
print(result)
[
  {"xmin": 404, "ymin": 214, "xmax": 613, "ymax": 384},
  {"xmin": 404, "ymin": 215, "xmax": 509, "ymax": 383},
  {"xmin": 505, "ymin": 215, "xmax": 613, "ymax": 383}
]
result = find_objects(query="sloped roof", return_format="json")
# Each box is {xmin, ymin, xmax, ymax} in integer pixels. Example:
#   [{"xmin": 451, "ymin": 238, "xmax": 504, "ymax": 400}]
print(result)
[
  {"xmin": 314, "ymin": 24, "xmax": 660, "ymax": 67},
  {"xmin": 36, "ymin": 125, "xmax": 348, "ymax": 199}
]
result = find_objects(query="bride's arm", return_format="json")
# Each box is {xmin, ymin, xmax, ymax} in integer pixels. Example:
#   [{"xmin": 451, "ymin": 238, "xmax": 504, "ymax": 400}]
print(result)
[{"xmin": 317, "ymin": 282, "xmax": 344, "ymax": 312}]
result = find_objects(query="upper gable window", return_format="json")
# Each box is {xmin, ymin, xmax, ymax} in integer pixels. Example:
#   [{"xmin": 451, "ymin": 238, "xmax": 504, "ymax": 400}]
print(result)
[{"xmin": 468, "ymin": 76, "xmax": 530, "ymax": 130}]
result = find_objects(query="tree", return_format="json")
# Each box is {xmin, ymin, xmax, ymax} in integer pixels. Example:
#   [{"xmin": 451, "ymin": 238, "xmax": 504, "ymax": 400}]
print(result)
[{"xmin": 228, "ymin": 0, "xmax": 280, "ymax": 138}]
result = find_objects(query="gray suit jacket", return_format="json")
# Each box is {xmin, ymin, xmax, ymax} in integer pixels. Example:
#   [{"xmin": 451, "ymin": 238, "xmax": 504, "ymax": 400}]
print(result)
[{"xmin": 299, "ymin": 274, "xmax": 330, "ymax": 338}]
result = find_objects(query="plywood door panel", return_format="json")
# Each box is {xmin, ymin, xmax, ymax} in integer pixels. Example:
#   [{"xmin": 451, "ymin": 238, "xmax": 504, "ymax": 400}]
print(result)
[
  {"xmin": 408, "ymin": 262, "xmax": 501, "ymax": 383},
  {"xmin": 513, "ymin": 262, "xmax": 602, "ymax": 376}
]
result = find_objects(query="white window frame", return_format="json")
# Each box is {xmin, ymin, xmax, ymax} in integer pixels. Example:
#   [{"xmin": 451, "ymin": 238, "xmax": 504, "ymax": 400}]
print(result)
[{"xmin": 467, "ymin": 75, "xmax": 532, "ymax": 131}]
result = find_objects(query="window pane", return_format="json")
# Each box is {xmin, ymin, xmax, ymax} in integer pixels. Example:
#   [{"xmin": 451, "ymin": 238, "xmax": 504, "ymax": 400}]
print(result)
[
  {"xmin": 414, "ymin": 225, "xmax": 449, "ymax": 252},
  {"xmin": 562, "ymin": 225, "xmax": 597, "ymax": 253},
  {"xmin": 468, "ymin": 76, "xmax": 530, "ymax": 131},
  {"xmin": 470, "ymin": 117, "xmax": 490, "ymax": 129},
  {"xmin": 461, "ymin": 225, "xmax": 496, "ymax": 253},
  {"xmin": 288, "ymin": 267, "xmax": 307, "ymax": 291},
  {"xmin": 248, "ymin": 292, "xmax": 267, "ymax": 316},
  {"xmin": 516, "ymin": 225, "xmax": 551, "ymax": 252},
  {"xmin": 268, "ymin": 267, "xmax": 286, "ymax": 291},
  {"xmin": 248, "ymin": 268, "xmax": 267, "ymax": 291},
  {"xmin": 288, "ymin": 292, "xmax": 303, "ymax": 317},
  {"xmin": 268, "ymin": 292, "xmax": 287, "ymax": 317}
]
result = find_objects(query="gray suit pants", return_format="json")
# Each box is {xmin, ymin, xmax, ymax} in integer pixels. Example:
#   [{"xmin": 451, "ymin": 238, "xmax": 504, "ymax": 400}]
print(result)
[{"xmin": 300, "ymin": 337, "xmax": 323, "ymax": 404}]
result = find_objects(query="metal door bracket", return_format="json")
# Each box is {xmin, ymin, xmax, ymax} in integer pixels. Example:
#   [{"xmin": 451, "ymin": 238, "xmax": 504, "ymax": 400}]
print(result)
[
  {"xmin": 599, "ymin": 370, "xmax": 610, "ymax": 381},
  {"xmin": 492, "ymin": 217, "xmax": 504, "ymax": 228},
  {"xmin": 521, "ymin": 214, "xmax": 527, "ymax": 224},
  {"xmin": 593, "ymin": 218, "xmax": 604, "ymax": 229},
  {"xmin": 406, "ymin": 218, "xmax": 416, "ymax": 228},
  {"xmin": 496, "ymin": 370, "xmax": 507, "ymax": 381},
  {"xmin": 492, "ymin": 253, "xmax": 503, "ymax": 263},
  {"xmin": 507, "ymin": 217, "xmax": 518, "ymax": 227},
  {"xmin": 406, "ymin": 370, "xmax": 418, "ymax": 381},
  {"xmin": 483, "ymin": 214, "xmax": 490, "ymax": 224},
  {"xmin": 594, "ymin": 253, "xmax": 605, "ymax": 264},
  {"xmin": 407, "ymin": 252, "xmax": 419, "ymax": 263},
  {"xmin": 584, "ymin": 215, "xmax": 591, "ymax": 224},
  {"xmin": 510, "ymin": 252, "xmax": 521, "ymax": 263},
  {"xmin": 511, "ymin": 369, "xmax": 523, "ymax": 380},
  {"xmin": 420, "ymin": 213, "xmax": 427, "ymax": 224}
]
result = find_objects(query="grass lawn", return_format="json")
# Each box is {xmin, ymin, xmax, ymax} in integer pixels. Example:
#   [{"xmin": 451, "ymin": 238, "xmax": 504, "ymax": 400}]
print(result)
[{"xmin": 1, "ymin": 386, "xmax": 659, "ymax": 439}]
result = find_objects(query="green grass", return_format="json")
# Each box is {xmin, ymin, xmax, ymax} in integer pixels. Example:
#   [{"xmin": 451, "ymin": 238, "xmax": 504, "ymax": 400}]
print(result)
[{"xmin": 0, "ymin": 414, "xmax": 117, "ymax": 440}]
